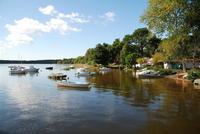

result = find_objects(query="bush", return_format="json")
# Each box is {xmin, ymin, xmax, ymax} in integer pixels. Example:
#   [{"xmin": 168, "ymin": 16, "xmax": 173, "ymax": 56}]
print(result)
[
  {"xmin": 158, "ymin": 69, "xmax": 175, "ymax": 75},
  {"xmin": 146, "ymin": 66, "xmax": 175, "ymax": 75},
  {"xmin": 188, "ymin": 69, "xmax": 200, "ymax": 81}
]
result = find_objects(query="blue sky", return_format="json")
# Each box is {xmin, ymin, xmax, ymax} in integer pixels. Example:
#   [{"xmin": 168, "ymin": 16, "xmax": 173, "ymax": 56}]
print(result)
[{"xmin": 0, "ymin": 0, "xmax": 147, "ymax": 60}]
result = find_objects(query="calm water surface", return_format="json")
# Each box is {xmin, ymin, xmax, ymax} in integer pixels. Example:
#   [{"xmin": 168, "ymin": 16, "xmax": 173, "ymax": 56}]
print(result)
[{"xmin": 0, "ymin": 64, "xmax": 200, "ymax": 134}]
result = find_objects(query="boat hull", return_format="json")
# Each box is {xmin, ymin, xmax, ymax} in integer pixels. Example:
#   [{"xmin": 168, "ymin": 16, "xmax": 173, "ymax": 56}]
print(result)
[{"xmin": 57, "ymin": 82, "xmax": 90, "ymax": 88}]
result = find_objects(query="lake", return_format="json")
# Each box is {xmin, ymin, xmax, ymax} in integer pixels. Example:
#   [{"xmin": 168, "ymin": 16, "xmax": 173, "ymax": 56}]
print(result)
[{"xmin": 0, "ymin": 64, "xmax": 200, "ymax": 134}]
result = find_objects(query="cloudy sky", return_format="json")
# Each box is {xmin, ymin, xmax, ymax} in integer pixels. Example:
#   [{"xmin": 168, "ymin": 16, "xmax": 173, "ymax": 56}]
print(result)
[{"xmin": 0, "ymin": 0, "xmax": 147, "ymax": 60}]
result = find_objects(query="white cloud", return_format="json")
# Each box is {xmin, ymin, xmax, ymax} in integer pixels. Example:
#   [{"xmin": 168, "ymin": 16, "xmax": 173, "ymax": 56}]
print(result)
[
  {"xmin": 5, "ymin": 18, "xmax": 50, "ymax": 34},
  {"xmin": 47, "ymin": 18, "xmax": 81, "ymax": 34},
  {"xmin": 1, "ymin": 5, "xmax": 112, "ymax": 50},
  {"xmin": 57, "ymin": 12, "xmax": 90, "ymax": 23},
  {"xmin": 5, "ymin": 33, "xmax": 33, "ymax": 46},
  {"xmin": 101, "ymin": 12, "xmax": 116, "ymax": 22},
  {"xmin": 39, "ymin": 5, "xmax": 57, "ymax": 15}
]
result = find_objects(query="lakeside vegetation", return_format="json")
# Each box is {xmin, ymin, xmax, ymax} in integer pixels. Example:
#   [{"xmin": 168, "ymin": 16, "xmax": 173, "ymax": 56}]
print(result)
[{"xmin": 58, "ymin": 0, "xmax": 200, "ymax": 74}]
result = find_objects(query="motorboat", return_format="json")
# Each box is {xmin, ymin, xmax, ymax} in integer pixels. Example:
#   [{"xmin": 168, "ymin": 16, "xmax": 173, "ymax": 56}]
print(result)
[
  {"xmin": 99, "ymin": 67, "xmax": 111, "ymax": 71},
  {"xmin": 57, "ymin": 80, "xmax": 90, "ymax": 88},
  {"xmin": 136, "ymin": 69, "xmax": 160, "ymax": 78},
  {"xmin": 25, "ymin": 66, "xmax": 39, "ymax": 72},
  {"xmin": 9, "ymin": 66, "xmax": 26, "ymax": 74}
]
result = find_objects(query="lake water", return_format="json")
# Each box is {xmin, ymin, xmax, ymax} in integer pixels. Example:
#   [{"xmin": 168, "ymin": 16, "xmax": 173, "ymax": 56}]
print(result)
[{"xmin": 0, "ymin": 64, "xmax": 200, "ymax": 134}]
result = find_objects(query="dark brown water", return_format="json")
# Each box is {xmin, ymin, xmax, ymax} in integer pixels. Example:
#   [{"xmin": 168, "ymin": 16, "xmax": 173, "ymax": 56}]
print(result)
[{"xmin": 0, "ymin": 64, "xmax": 200, "ymax": 134}]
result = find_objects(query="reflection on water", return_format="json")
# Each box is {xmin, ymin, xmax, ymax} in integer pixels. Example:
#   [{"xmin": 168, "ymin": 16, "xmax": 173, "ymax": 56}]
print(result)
[{"xmin": 0, "ymin": 64, "xmax": 200, "ymax": 134}]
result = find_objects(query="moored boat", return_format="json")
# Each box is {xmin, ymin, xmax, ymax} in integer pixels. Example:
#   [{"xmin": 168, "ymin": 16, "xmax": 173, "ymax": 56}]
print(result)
[
  {"xmin": 69, "ymin": 65, "xmax": 75, "ymax": 69},
  {"xmin": 76, "ymin": 72, "xmax": 96, "ymax": 76},
  {"xmin": 57, "ymin": 80, "xmax": 90, "ymax": 88},
  {"xmin": 25, "ymin": 66, "xmax": 39, "ymax": 72},
  {"xmin": 9, "ymin": 66, "xmax": 26, "ymax": 74},
  {"xmin": 99, "ymin": 67, "xmax": 111, "ymax": 71},
  {"xmin": 75, "ymin": 67, "xmax": 96, "ymax": 76},
  {"xmin": 46, "ymin": 67, "xmax": 53, "ymax": 70},
  {"xmin": 136, "ymin": 69, "xmax": 161, "ymax": 78},
  {"xmin": 48, "ymin": 73, "xmax": 67, "ymax": 80}
]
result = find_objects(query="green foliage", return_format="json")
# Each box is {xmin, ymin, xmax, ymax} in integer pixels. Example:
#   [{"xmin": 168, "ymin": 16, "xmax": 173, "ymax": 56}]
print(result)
[
  {"xmin": 109, "ymin": 39, "xmax": 124, "ymax": 64},
  {"xmin": 57, "ymin": 58, "xmax": 75, "ymax": 64},
  {"xmin": 188, "ymin": 69, "xmax": 200, "ymax": 81},
  {"xmin": 74, "ymin": 56, "xmax": 85, "ymax": 64},
  {"xmin": 125, "ymin": 53, "xmax": 139, "ymax": 68},
  {"xmin": 141, "ymin": 0, "xmax": 200, "ymax": 71},
  {"xmin": 147, "ymin": 66, "xmax": 175, "ymax": 75},
  {"xmin": 136, "ymin": 57, "xmax": 147, "ymax": 64},
  {"xmin": 120, "ymin": 43, "xmax": 134, "ymax": 65},
  {"xmin": 152, "ymin": 52, "xmax": 165, "ymax": 64},
  {"xmin": 158, "ymin": 69, "xmax": 175, "ymax": 76},
  {"xmin": 141, "ymin": 0, "xmax": 188, "ymax": 35},
  {"xmin": 93, "ymin": 43, "xmax": 110, "ymax": 65}
]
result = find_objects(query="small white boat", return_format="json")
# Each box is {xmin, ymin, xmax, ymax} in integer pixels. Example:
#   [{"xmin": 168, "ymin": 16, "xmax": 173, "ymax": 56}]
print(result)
[
  {"xmin": 25, "ymin": 66, "xmax": 39, "ymax": 72},
  {"xmin": 77, "ymin": 67, "xmax": 89, "ymax": 72},
  {"xmin": 69, "ymin": 65, "xmax": 75, "ymax": 69},
  {"xmin": 76, "ymin": 67, "xmax": 95, "ymax": 76},
  {"xmin": 57, "ymin": 81, "xmax": 90, "ymax": 88},
  {"xmin": 99, "ymin": 67, "xmax": 111, "ymax": 71},
  {"xmin": 9, "ymin": 66, "xmax": 26, "ymax": 74}
]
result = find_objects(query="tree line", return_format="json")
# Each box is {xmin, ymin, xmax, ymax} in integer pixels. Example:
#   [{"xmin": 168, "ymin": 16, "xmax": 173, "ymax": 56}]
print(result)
[{"xmin": 58, "ymin": 27, "xmax": 161, "ymax": 67}]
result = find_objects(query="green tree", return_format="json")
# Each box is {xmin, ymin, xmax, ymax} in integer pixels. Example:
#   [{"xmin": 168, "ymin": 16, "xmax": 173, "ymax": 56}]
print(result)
[
  {"xmin": 132, "ymin": 28, "xmax": 150, "ymax": 57},
  {"xmin": 85, "ymin": 48, "xmax": 95, "ymax": 64},
  {"xmin": 93, "ymin": 43, "xmax": 110, "ymax": 65},
  {"xmin": 120, "ymin": 43, "xmax": 134, "ymax": 65},
  {"xmin": 125, "ymin": 53, "xmax": 139, "ymax": 68},
  {"xmin": 110, "ymin": 39, "xmax": 123, "ymax": 64},
  {"xmin": 145, "ymin": 36, "xmax": 161, "ymax": 57},
  {"xmin": 74, "ymin": 56, "xmax": 85, "ymax": 64},
  {"xmin": 152, "ymin": 52, "xmax": 165, "ymax": 64},
  {"xmin": 141, "ymin": 0, "xmax": 200, "ymax": 71}
]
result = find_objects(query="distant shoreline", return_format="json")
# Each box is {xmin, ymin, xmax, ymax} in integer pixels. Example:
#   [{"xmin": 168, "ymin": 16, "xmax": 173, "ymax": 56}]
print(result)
[{"xmin": 0, "ymin": 60, "xmax": 60, "ymax": 64}]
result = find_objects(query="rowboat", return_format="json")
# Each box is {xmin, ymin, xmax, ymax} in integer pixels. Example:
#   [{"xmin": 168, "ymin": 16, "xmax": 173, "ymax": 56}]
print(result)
[
  {"xmin": 76, "ymin": 72, "xmax": 96, "ymax": 76},
  {"xmin": 57, "ymin": 81, "xmax": 90, "ymax": 88}
]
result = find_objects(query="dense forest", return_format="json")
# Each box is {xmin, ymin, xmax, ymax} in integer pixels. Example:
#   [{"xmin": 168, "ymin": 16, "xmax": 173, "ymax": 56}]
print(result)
[{"xmin": 59, "ymin": 0, "xmax": 200, "ymax": 71}]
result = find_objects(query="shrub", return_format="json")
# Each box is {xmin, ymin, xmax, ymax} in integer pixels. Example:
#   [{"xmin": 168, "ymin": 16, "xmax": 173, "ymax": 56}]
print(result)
[
  {"xmin": 158, "ymin": 69, "xmax": 175, "ymax": 75},
  {"xmin": 188, "ymin": 69, "xmax": 200, "ymax": 81},
  {"xmin": 146, "ymin": 66, "xmax": 175, "ymax": 75}
]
